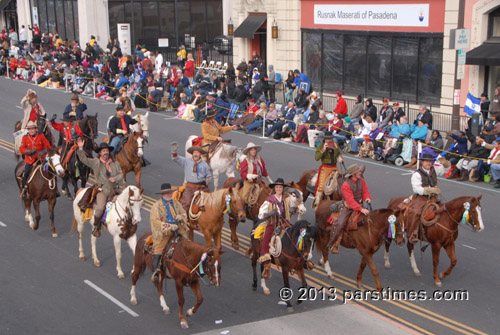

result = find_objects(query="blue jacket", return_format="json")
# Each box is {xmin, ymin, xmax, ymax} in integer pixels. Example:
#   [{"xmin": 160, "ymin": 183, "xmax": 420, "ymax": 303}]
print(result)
[
  {"xmin": 450, "ymin": 134, "xmax": 468, "ymax": 154},
  {"xmin": 63, "ymin": 103, "xmax": 88, "ymax": 120},
  {"xmin": 388, "ymin": 123, "xmax": 410, "ymax": 138},
  {"xmin": 215, "ymin": 97, "xmax": 231, "ymax": 115},
  {"xmin": 114, "ymin": 76, "xmax": 130, "ymax": 89},
  {"xmin": 410, "ymin": 124, "xmax": 428, "ymax": 141}
]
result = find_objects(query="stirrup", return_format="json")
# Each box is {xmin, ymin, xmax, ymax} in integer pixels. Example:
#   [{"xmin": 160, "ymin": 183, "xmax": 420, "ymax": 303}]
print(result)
[
  {"xmin": 92, "ymin": 224, "xmax": 102, "ymax": 237},
  {"xmin": 151, "ymin": 270, "xmax": 160, "ymax": 284},
  {"xmin": 330, "ymin": 245, "xmax": 339, "ymax": 254}
]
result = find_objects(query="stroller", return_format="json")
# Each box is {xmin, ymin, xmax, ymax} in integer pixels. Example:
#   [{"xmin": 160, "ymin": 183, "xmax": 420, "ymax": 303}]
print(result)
[{"xmin": 385, "ymin": 136, "xmax": 413, "ymax": 166}]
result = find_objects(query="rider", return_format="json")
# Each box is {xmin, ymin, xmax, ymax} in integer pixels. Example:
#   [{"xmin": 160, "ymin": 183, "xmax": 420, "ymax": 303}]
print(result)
[
  {"xmin": 19, "ymin": 121, "xmax": 53, "ymax": 199},
  {"xmin": 108, "ymin": 105, "xmax": 138, "ymax": 154},
  {"xmin": 313, "ymin": 131, "xmax": 343, "ymax": 208},
  {"xmin": 326, "ymin": 164, "xmax": 372, "ymax": 254},
  {"xmin": 239, "ymin": 142, "xmax": 273, "ymax": 203},
  {"xmin": 406, "ymin": 152, "xmax": 441, "ymax": 243},
  {"xmin": 201, "ymin": 109, "xmax": 237, "ymax": 149},
  {"xmin": 63, "ymin": 93, "xmax": 87, "ymax": 120},
  {"xmin": 171, "ymin": 142, "xmax": 211, "ymax": 213},
  {"xmin": 150, "ymin": 182, "xmax": 187, "ymax": 284},
  {"xmin": 76, "ymin": 138, "xmax": 125, "ymax": 237},
  {"xmin": 21, "ymin": 89, "xmax": 46, "ymax": 130},
  {"xmin": 257, "ymin": 178, "xmax": 293, "ymax": 279},
  {"xmin": 49, "ymin": 114, "xmax": 83, "ymax": 162}
]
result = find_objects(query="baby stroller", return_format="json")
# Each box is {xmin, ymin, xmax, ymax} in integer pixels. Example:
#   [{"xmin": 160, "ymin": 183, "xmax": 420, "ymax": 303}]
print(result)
[{"xmin": 386, "ymin": 136, "xmax": 413, "ymax": 166}]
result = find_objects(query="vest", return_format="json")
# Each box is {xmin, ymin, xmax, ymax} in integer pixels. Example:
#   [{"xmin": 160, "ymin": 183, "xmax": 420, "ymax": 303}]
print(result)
[
  {"xmin": 417, "ymin": 167, "xmax": 437, "ymax": 187},
  {"xmin": 345, "ymin": 178, "xmax": 363, "ymax": 203}
]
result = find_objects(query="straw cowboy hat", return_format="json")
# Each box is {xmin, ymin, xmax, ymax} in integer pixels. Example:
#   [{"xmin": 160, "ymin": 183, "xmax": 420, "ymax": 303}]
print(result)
[
  {"xmin": 187, "ymin": 146, "xmax": 207, "ymax": 155},
  {"xmin": 242, "ymin": 142, "xmax": 262, "ymax": 155},
  {"xmin": 269, "ymin": 177, "xmax": 287, "ymax": 188},
  {"xmin": 156, "ymin": 183, "xmax": 177, "ymax": 194},
  {"xmin": 26, "ymin": 121, "xmax": 37, "ymax": 129},
  {"xmin": 345, "ymin": 164, "xmax": 361, "ymax": 178},
  {"xmin": 71, "ymin": 93, "xmax": 79, "ymax": 100}
]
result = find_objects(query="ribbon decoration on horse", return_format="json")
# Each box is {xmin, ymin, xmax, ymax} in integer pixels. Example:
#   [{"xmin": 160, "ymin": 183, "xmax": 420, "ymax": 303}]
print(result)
[
  {"xmin": 223, "ymin": 194, "xmax": 232, "ymax": 213},
  {"xmin": 296, "ymin": 228, "xmax": 307, "ymax": 251},
  {"xmin": 387, "ymin": 214, "xmax": 397, "ymax": 238},
  {"xmin": 190, "ymin": 252, "xmax": 208, "ymax": 275},
  {"xmin": 462, "ymin": 202, "xmax": 470, "ymax": 225}
]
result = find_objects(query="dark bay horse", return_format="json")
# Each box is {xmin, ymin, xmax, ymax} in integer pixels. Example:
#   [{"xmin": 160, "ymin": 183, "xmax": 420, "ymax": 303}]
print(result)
[
  {"xmin": 249, "ymin": 220, "xmax": 318, "ymax": 312},
  {"xmin": 15, "ymin": 150, "xmax": 65, "ymax": 236},
  {"xmin": 315, "ymin": 201, "xmax": 405, "ymax": 291},
  {"xmin": 222, "ymin": 178, "xmax": 307, "ymax": 249},
  {"xmin": 386, "ymin": 195, "xmax": 484, "ymax": 286},
  {"xmin": 61, "ymin": 115, "xmax": 98, "ymax": 200},
  {"xmin": 130, "ymin": 232, "xmax": 225, "ymax": 329}
]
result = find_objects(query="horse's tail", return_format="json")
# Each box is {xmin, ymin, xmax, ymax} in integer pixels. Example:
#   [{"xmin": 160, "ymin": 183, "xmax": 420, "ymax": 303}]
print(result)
[{"xmin": 70, "ymin": 215, "xmax": 77, "ymax": 234}]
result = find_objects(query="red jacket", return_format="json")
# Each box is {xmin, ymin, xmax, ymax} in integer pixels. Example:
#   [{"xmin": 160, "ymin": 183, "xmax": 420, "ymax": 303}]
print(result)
[
  {"xmin": 341, "ymin": 177, "xmax": 371, "ymax": 211},
  {"xmin": 239, "ymin": 157, "xmax": 269, "ymax": 180},
  {"xmin": 184, "ymin": 59, "xmax": 195, "ymax": 77},
  {"xmin": 245, "ymin": 103, "xmax": 259, "ymax": 115},
  {"xmin": 19, "ymin": 133, "xmax": 52, "ymax": 164},
  {"xmin": 29, "ymin": 104, "xmax": 43, "ymax": 123},
  {"xmin": 50, "ymin": 121, "xmax": 83, "ymax": 143},
  {"xmin": 334, "ymin": 96, "xmax": 348, "ymax": 115}
]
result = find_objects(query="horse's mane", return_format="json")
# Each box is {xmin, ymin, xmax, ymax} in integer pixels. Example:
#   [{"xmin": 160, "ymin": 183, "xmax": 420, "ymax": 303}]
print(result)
[
  {"xmin": 372, "ymin": 208, "xmax": 393, "ymax": 215},
  {"xmin": 220, "ymin": 144, "xmax": 237, "ymax": 159},
  {"xmin": 232, "ymin": 179, "xmax": 244, "ymax": 189},
  {"xmin": 204, "ymin": 188, "xmax": 230, "ymax": 210},
  {"xmin": 289, "ymin": 220, "xmax": 310, "ymax": 235},
  {"xmin": 179, "ymin": 238, "xmax": 209, "ymax": 264}
]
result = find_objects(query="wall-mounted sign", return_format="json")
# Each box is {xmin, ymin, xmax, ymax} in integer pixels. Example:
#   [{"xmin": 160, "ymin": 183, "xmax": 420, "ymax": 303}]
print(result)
[{"xmin": 117, "ymin": 23, "xmax": 131, "ymax": 56}]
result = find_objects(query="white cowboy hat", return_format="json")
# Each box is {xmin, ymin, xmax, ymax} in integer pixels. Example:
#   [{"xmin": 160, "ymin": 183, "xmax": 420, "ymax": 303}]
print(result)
[
  {"xmin": 26, "ymin": 121, "xmax": 37, "ymax": 129},
  {"xmin": 242, "ymin": 142, "xmax": 262, "ymax": 155}
]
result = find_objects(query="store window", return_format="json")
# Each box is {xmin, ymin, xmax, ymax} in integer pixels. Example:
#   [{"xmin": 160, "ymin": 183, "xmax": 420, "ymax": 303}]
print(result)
[
  {"xmin": 344, "ymin": 35, "xmax": 367, "ymax": 95},
  {"xmin": 488, "ymin": 7, "xmax": 500, "ymax": 38},
  {"xmin": 30, "ymin": 0, "xmax": 78, "ymax": 41},
  {"xmin": 367, "ymin": 36, "xmax": 391, "ymax": 97},
  {"xmin": 302, "ymin": 31, "xmax": 322, "ymax": 91},
  {"xmin": 393, "ymin": 37, "xmax": 419, "ymax": 100},
  {"xmin": 323, "ymin": 33, "xmax": 343, "ymax": 91}
]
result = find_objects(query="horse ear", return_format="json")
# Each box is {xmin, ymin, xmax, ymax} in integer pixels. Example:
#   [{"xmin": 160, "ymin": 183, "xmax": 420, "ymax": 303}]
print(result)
[
  {"xmin": 94, "ymin": 113, "xmax": 98, "ymax": 118},
  {"xmin": 140, "ymin": 188, "xmax": 144, "ymax": 194},
  {"xmin": 219, "ymin": 250, "xmax": 227, "ymax": 255},
  {"xmin": 228, "ymin": 186, "xmax": 232, "ymax": 193},
  {"xmin": 476, "ymin": 194, "xmax": 482, "ymax": 202},
  {"xmin": 129, "ymin": 188, "xmax": 134, "ymax": 197}
]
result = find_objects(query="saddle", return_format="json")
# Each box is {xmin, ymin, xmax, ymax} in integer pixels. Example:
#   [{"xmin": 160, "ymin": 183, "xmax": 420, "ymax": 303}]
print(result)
[
  {"xmin": 77, "ymin": 185, "xmax": 100, "ymax": 213},
  {"xmin": 306, "ymin": 171, "xmax": 318, "ymax": 194},
  {"xmin": 203, "ymin": 140, "xmax": 232, "ymax": 164},
  {"xmin": 15, "ymin": 161, "xmax": 41, "ymax": 181},
  {"xmin": 346, "ymin": 211, "xmax": 364, "ymax": 231}
]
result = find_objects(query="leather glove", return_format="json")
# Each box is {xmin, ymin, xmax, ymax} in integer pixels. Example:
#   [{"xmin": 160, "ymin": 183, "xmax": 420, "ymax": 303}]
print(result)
[
  {"xmin": 171, "ymin": 142, "xmax": 178, "ymax": 153},
  {"xmin": 247, "ymin": 173, "xmax": 257, "ymax": 181},
  {"xmin": 266, "ymin": 176, "xmax": 273, "ymax": 184},
  {"xmin": 423, "ymin": 187, "xmax": 431, "ymax": 196},
  {"xmin": 429, "ymin": 187, "xmax": 440, "ymax": 195},
  {"xmin": 25, "ymin": 149, "xmax": 37, "ymax": 155},
  {"xmin": 116, "ymin": 129, "xmax": 126, "ymax": 135},
  {"xmin": 79, "ymin": 97, "xmax": 84, "ymax": 104},
  {"xmin": 50, "ymin": 114, "xmax": 57, "ymax": 122}
]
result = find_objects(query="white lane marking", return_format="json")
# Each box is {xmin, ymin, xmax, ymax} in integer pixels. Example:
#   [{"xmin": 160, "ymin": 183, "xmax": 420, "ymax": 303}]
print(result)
[
  {"xmin": 16, "ymin": 106, "xmax": 22, "ymax": 109},
  {"xmin": 84, "ymin": 280, "xmax": 139, "ymax": 317},
  {"xmin": 98, "ymin": 131, "xmax": 107, "ymax": 135},
  {"xmin": 0, "ymin": 221, "xmax": 7, "ymax": 227},
  {"xmin": 462, "ymin": 244, "xmax": 476, "ymax": 250},
  {"xmin": 401, "ymin": 173, "xmax": 412, "ymax": 175}
]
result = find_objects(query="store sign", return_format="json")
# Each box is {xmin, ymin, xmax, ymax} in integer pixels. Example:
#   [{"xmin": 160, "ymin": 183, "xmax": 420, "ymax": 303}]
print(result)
[
  {"xmin": 458, "ymin": 49, "xmax": 466, "ymax": 65},
  {"xmin": 32, "ymin": 7, "xmax": 39, "ymax": 26},
  {"xmin": 117, "ymin": 23, "xmax": 131, "ymax": 56},
  {"xmin": 454, "ymin": 28, "xmax": 470, "ymax": 49},
  {"xmin": 314, "ymin": 4, "xmax": 429, "ymax": 27}
]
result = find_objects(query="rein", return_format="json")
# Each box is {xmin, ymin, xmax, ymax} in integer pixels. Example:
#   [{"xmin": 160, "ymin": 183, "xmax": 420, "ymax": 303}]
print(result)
[
  {"xmin": 114, "ymin": 192, "xmax": 143, "ymax": 224},
  {"xmin": 121, "ymin": 135, "xmax": 142, "ymax": 166}
]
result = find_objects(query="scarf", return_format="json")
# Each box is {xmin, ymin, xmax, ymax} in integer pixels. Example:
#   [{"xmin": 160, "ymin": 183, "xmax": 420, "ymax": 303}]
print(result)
[
  {"xmin": 268, "ymin": 194, "xmax": 285, "ymax": 216},
  {"xmin": 247, "ymin": 156, "xmax": 262, "ymax": 176},
  {"xmin": 99, "ymin": 156, "xmax": 113, "ymax": 173},
  {"xmin": 120, "ymin": 117, "xmax": 128, "ymax": 135}
]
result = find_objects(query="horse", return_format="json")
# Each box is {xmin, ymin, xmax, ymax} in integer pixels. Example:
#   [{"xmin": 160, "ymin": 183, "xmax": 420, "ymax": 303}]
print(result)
[
  {"xmin": 60, "ymin": 114, "xmax": 98, "ymax": 200},
  {"xmin": 14, "ymin": 150, "xmax": 65, "ymax": 236},
  {"xmin": 386, "ymin": 195, "xmax": 484, "ymax": 287},
  {"xmin": 185, "ymin": 135, "xmax": 241, "ymax": 190},
  {"xmin": 71, "ymin": 185, "xmax": 144, "ymax": 278},
  {"xmin": 131, "ymin": 111, "xmax": 149, "ymax": 138},
  {"xmin": 14, "ymin": 114, "xmax": 56, "ymax": 160},
  {"xmin": 104, "ymin": 131, "xmax": 146, "ymax": 190},
  {"xmin": 315, "ymin": 201, "xmax": 405, "ymax": 291},
  {"xmin": 222, "ymin": 178, "xmax": 307, "ymax": 249},
  {"xmin": 130, "ymin": 232, "xmax": 225, "ymax": 329},
  {"xmin": 249, "ymin": 220, "xmax": 318, "ymax": 312},
  {"xmin": 186, "ymin": 186, "xmax": 246, "ymax": 250}
]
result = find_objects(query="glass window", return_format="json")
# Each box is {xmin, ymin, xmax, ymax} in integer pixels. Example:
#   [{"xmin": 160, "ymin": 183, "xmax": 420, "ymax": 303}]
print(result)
[
  {"xmin": 130, "ymin": 2, "xmax": 142, "ymax": 47},
  {"xmin": 492, "ymin": 16, "xmax": 500, "ymax": 37},
  {"xmin": 47, "ymin": 0, "xmax": 56, "ymax": 35},
  {"xmin": 206, "ymin": 0, "xmax": 222, "ymax": 42},
  {"xmin": 64, "ymin": 1, "xmax": 75, "ymax": 41},
  {"xmin": 55, "ymin": 0, "xmax": 65, "ymax": 38},
  {"xmin": 418, "ymin": 37, "xmax": 443, "ymax": 104},
  {"xmin": 302, "ymin": 31, "xmax": 322, "ymax": 90},
  {"xmin": 344, "ymin": 35, "xmax": 367, "ymax": 95},
  {"xmin": 176, "ymin": 0, "xmax": 191, "ymax": 47},
  {"xmin": 367, "ymin": 36, "xmax": 391, "ymax": 98},
  {"xmin": 191, "ymin": 0, "xmax": 207, "ymax": 44},
  {"xmin": 73, "ymin": 0, "xmax": 79, "ymax": 42},
  {"xmin": 38, "ymin": 0, "xmax": 48, "ymax": 33},
  {"xmin": 159, "ymin": 1, "xmax": 175, "ymax": 44},
  {"xmin": 323, "ymin": 33, "xmax": 343, "ymax": 91},
  {"xmin": 393, "ymin": 37, "xmax": 418, "ymax": 101},
  {"xmin": 108, "ymin": 2, "xmax": 125, "ymax": 42},
  {"xmin": 142, "ymin": 1, "xmax": 159, "ymax": 47}
]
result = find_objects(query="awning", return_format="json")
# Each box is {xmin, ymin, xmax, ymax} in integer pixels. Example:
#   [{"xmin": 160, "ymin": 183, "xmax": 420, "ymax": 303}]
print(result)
[
  {"xmin": 233, "ymin": 14, "xmax": 267, "ymax": 39},
  {"xmin": 466, "ymin": 42, "xmax": 500, "ymax": 66},
  {"xmin": 0, "ymin": 0, "xmax": 13, "ymax": 11}
]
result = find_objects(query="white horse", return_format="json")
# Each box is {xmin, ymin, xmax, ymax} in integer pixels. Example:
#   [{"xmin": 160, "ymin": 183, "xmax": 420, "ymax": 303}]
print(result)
[
  {"xmin": 71, "ymin": 185, "xmax": 144, "ymax": 278},
  {"xmin": 185, "ymin": 135, "xmax": 241, "ymax": 190},
  {"xmin": 106, "ymin": 111, "xmax": 149, "ymax": 137}
]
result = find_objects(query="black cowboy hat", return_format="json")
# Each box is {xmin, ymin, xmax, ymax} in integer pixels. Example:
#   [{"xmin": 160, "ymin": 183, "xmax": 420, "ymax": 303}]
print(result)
[
  {"xmin": 156, "ymin": 183, "xmax": 177, "ymax": 194},
  {"xmin": 62, "ymin": 114, "xmax": 76, "ymax": 122},
  {"xmin": 269, "ymin": 177, "xmax": 287, "ymax": 188},
  {"xmin": 323, "ymin": 131, "xmax": 334, "ymax": 139},
  {"xmin": 419, "ymin": 153, "xmax": 435, "ymax": 161},
  {"xmin": 205, "ymin": 109, "xmax": 217, "ymax": 119},
  {"xmin": 95, "ymin": 142, "xmax": 114, "ymax": 154}
]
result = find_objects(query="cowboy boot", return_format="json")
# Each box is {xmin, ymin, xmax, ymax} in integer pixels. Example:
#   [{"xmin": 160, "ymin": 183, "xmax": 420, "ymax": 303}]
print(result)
[
  {"xmin": 21, "ymin": 186, "xmax": 28, "ymax": 200},
  {"xmin": 92, "ymin": 215, "xmax": 103, "ymax": 237},
  {"xmin": 151, "ymin": 254, "xmax": 161, "ymax": 284},
  {"xmin": 458, "ymin": 168, "xmax": 468, "ymax": 181},
  {"xmin": 326, "ymin": 223, "xmax": 343, "ymax": 254},
  {"xmin": 313, "ymin": 191, "xmax": 323, "ymax": 208},
  {"xmin": 404, "ymin": 157, "xmax": 417, "ymax": 168}
]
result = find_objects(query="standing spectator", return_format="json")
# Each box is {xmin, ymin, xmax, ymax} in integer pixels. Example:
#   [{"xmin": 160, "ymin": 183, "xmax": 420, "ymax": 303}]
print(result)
[
  {"xmin": 364, "ymin": 98, "xmax": 377, "ymax": 122},
  {"xmin": 307, "ymin": 109, "xmax": 328, "ymax": 148},
  {"xmin": 9, "ymin": 28, "xmax": 18, "ymax": 47},
  {"xmin": 155, "ymin": 50, "xmax": 163, "ymax": 74},
  {"xmin": 267, "ymin": 64, "xmax": 276, "ymax": 102},
  {"xmin": 284, "ymin": 70, "xmax": 295, "ymax": 102},
  {"xmin": 414, "ymin": 104, "xmax": 433, "ymax": 130},
  {"xmin": 334, "ymin": 91, "xmax": 347, "ymax": 117},
  {"xmin": 378, "ymin": 97, "xmax": 394, "ymax": 130},
  {"xmin": 480, "ymin": 93, "xmax": 491, "ymax": 121},
  {"xmin": 19, "ymin": 25, "xmax": 27, "ymax": 44},
  {"xmin": 201, "ymin": 41, "xmax": 209, "ymax": 61},
  {"xmin": 291, "ymin": 69, "xmax": 311, "ymax": 95},
  {"xmin": 184, "ymin": 52, "xmax": 195, "ymax": 84},
  {"xmin": 177, "ymin": 45, "xmax": 186, "ymax": 68},
  {"xmin": 226, "ymin": 61, "xmax": 236, "ymax": 80},
  {"xmin": 491, "ymin": 87, "xmax": 500, "ymax": 114},
  {"xmin": 236, "ymin": 59, "xmax": 248, "ymax": 83}
]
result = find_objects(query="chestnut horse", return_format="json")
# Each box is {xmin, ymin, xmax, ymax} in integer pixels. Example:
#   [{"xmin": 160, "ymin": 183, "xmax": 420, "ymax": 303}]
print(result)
[
  {"xmin": 315, "ymin": 201, "xmax": 405, "ymax": 291},
  {"xmin": 187, "ymin": 186, "xmax": 246, "ymax": 250},
  {"xmin": 249, "ymin": 220, "xmax": 318, "ymax": 312},
  {"xmin": 15, "ymin": 150, "xmax": 65, "ymax": 236},
  {"xmin": 130, "ymin": 232, "xmax": 225, "ymax": 329},
  {"xmin": 386, "ymin": 195, "xmax": 484, "ymax": 286},
  {"xmin": 222, "ymin": 178, "xmax": 307, "ymax": 249}
]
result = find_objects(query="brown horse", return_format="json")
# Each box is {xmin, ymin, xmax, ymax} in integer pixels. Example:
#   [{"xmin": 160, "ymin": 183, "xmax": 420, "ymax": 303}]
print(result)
[
  {"xmin": 315, "ymin": 200, "xmax": 405, "ymax": 291},
  {"xmin": 15, "ymin": 150, "xmax": 65, "ymax": 236},
  {"xmin": 386, "ymin": 195, "xmax": 484, "ymax": 286},
  {"xmin": 130, "ymin": 232, "xmax": 225, "ymax": 329},
  {"xmin": 222, "ymin": 178, "xmax": 307, "ymax": 249},
  {"xmin": 104, "ymin": 131, "xmax": 146, "ymax": 189},
  {"xmin": 15, "ymin": 114, "xmax": 56, "ymax": 160},
  {"xmin": 249, "ymin": 220, "xmax": 318, "ymax": 312},
  {"xmin": 187, "ymin": 186, "xmax": 246, "ymax": 250}
]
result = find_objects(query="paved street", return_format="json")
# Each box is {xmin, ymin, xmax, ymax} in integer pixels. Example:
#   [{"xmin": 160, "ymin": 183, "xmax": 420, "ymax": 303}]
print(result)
[{"xmin": 0, "ymin": 77, "xmax": 498, "ymax": 335}]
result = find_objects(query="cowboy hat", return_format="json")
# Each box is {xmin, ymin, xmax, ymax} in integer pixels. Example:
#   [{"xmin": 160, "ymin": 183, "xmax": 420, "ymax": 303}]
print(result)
[
  {"xmin": 242, "ymin": 142, "xmax": 262, "ymax": 155},
  {"xmin": 205, "ymin": 109, "xmax": 217, "ymax": 119},
  {"xmin": 323, "ymin": 131, "xmax": 334, "ymax": 139},
  {"xmin": 95, "ymin": 142, "xmax": 114, "ymax": 154},
  {"xmin": 62, "ymin": 114, "xmax": 76, "ymax": 122},
  {"xmin": 419, "ymin": 153, "xmax": 435, "ymax": 161},
  {"xmin": 187, "ymin": 146, "xmax": 207, "ymax": 155},
  {"xmin": 26, "ymin": 121, "xmax": 37, "ymax": 129},
  {"xmin": 71, "ymin": 93, "xmax": 79, "ymax": 100},
  {"xmin": 345, "ymin": 164, "xmax": 361, "ymax": 177},
  {"xmin": 269, "ymin": 177, "xmax": 287, "ymax": 188},
  {"xmin": 156, "ymin": 183, "xmax": 177, "ymax": 194}
]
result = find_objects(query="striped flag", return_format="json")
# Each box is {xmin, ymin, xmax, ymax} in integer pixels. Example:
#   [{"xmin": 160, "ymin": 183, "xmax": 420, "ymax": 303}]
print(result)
[{"xmin": 464, "ymin": 93, "xmax": 481, "ymax": 116}]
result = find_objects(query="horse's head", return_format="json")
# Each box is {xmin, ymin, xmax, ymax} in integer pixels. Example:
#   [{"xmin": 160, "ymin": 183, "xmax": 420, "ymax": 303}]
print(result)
[
  {"xmin": 391, "ymin": 209, "xmax": 405, "ymax": 246},
  {"xmin": 131, "ymin": 131, "xmax": 145, "ymax": 158},
  {"xmin": 286, "ymin": 188, "xmax": 307, "ymax": 216},
  {"xmin": 80, "ymin": 114, "xmax": 99, "ymax": 149},
  {"xmin": 291, "ymin": 220, "xmax": 318, "ymax": 261},
  {"xmin": 466, "ymin": 195, "xmax": 484, "ymax": 232},
  {"xmin": 227, "ymin": 187, "xmax": 246, "ymax": 222},
  {"xmin": 136, "ymin": 111, "xmax": 149, "ymax": 139},
  {"xmin": 47, "ymin": 150, "xmax": 65, "ymax": 177},
  {"xmin": 127, "ymin": 186, "xmax": 144, "ymax": 225},
  {"xmin": 203, "ymin": 248, "xmax": 226, "ymax": 287}
]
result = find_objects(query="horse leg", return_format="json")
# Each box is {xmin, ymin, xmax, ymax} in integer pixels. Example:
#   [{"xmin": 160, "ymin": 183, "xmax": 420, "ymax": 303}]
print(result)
[
  {"xmin": 25, "ymin": 199, "xmax": 35, "ymax": 228},
  {"xmin": 157, "ymin": 278, "xmax": 170, "ymax": 314},
  {"xmin": 134, "ymin": 165, "xmax": 142, "ymax": 190},
  {"xmin": 212, "ymin": 171, "xmax": 219, "ymax": 191},
  {"xmin": 260, "ymin": 262, "xmax": 271, "ymax": 295},
  {"xmin": 408, "ymin": 243, "xmax": 422, "ymax": 276},
  {"xmin": 91, "ymin": 234, "xmax": 102, "ymax": 267},
  {"xmin": 281, "ymin": 267, "xmax": 294, "ymax": 312},
  {"xmin": 70, "ymin": 177, "xmax": 78, "ymax": 201},
  {"xmin": 113, "ymin": 235, "xmax": 125, "ymax": 279},
  {"xmin": 296, "ymin": 267, "xmax": 307, "ymax": 305},
  {"xmin": 175, "ymin": 280, "xmax": 189, "ymax": 329},
  {"xmin": 431, "ymin": 242, "xmax": 443, "ymax": 287},
  {"xmin": 77, "ymin": 220, "xmax": 85, "ymax": 261},
  {"xmin": 126, "ymin": 234, "xmax": 138, "ymax": 275},
  {"xmin": 317, "ymin": 231, "xmax": 334, "ymax": 279},
  {"xmin": 365, "ymin": 254, "xmax": 382, "ymax": 292},
  {"xmin": 48, "ymin": 197, "xmax": 57, "ymax": 237},
  {"xmin": 440, "ymin": 243, "xmax": 457, "ymax": 281},
  {"xmin": 61, "ymin": 175, "xmax": 68, "ymax": 195},
  {"xmin": 186, "ymin": 280, "xmax": 203, "ymax": 317},
  {"xmin": 32, "ymin": 200, "xmax": 41, "ymax": 231},
  {"xmin": 213, "ymin": 228, "xmax": 222, "ymax": 250},
  {"xmin": 130, "ymin": 250, "xmax": 146, "ymax": 306},
  {"xmin": 384, "ymin": 239, "xmax": 392, "ymax": 269},
  {"xmin": 201, "ymin": 228, "xmax": 215, "ymax": 248},
  {"xmin": 356, "ymin": 257, "xmax": 368, "ymax": 289},
  {"xmin": 251, "ymin": 250, "xmax": 258, "ymax": 291},
  {"xmin": 228, "ymin": 215, "xmax": 240, "ymax": 250}
]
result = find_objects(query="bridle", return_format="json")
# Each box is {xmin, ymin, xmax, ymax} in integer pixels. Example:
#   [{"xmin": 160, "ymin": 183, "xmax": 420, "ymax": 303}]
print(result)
[{"xmin": 115, "ymin": 191, "xmax": 143, "ymax": 224}]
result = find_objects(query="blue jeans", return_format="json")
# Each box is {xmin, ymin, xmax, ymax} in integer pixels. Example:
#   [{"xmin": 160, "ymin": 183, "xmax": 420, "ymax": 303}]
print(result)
[
  {"xmin": 246, "ymin": 120, "xmax": 263, "ymax": 132},
  {"xmin": 109, "ymin": 136, "xmax": 121, "ymax": 154},
  {"xmin": 266, "ymin": 121, "xmax": 285, "ymax": 136},
  {"xmin": 285, "ymin": 89, "xmax": 293, "ymax": 102},
  {"xmin": 215, "ymin": 110, "xmax": 228, "ymax": 124},
  {"xmin": 491, "ymin": 164, "xmax": 500, "ymax": 181},
  {"xmin": 332, "ymin": 133, "xmax": 347, "ymax": 143},
  {"xmin": 350, "ymin": 137, "xmax": 365, "ymax": 153}
]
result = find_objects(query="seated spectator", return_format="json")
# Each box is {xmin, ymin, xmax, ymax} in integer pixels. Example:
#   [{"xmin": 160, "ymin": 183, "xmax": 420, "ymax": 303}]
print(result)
[
  {"xmin": 244, "ymin": 103, "xmax": 279, "ymax": 133},
  {"xmin": 425, "ymin": 130, "xmax": 444, "ymax": 155},
  {"xmin": 349, "ymin": 115, "xmax": 373, "ymax": 154},
  {"xmin": 410, "ymin": 120, "xmax": 428, "ymax": 141},
  {"xmin": 294, "ymin": 105, "xmax": 319, "ymax": 144},
  {"xmin": 198, "ymin": 70, "xmax": 211, "ymax": 95},
  {"xmin": 234, "ymin": 102, "xmax": 267, "ymax": 128},
  {"xmin": 414, "ymin": 104, "xmax": 433, "ymax": 129},
  {"xmin": 295, "ymin": 88, "xmax": 309, "ymax": 113},
  {"xmin": 214, "ymin": 93, "xmax": 231, "ymax": 124},
  {"xmin": 266, "ymin": 101, "xmax": 297, "ymax": 138},
  {"xmin": 455, "ymin": 136, "xmax": 490, "ymax": 180},
  {"xmin": 307, "ymin": 109, "xmax": 329, "ymax": 148},
  {"xmin": 393, "ymin": 102, "xmax": 405, "ymax": 122},
  {"xmin": 149, "ymin": 82, "xmax": 164, "ymax": 112},
  {"xmin": 182, "ymin": 90, "xmax": 203, "ymax": 121},
  {"xmin": 472, "ymin": 137, "xmax": 500, "ymax": 182},
  {"xmin": 356, "ymin": 122, "xmax": 381, "ymax": 158},
  {"xmin": 378, "ymin": 97, "xmax": 394, "ymax": 130}
]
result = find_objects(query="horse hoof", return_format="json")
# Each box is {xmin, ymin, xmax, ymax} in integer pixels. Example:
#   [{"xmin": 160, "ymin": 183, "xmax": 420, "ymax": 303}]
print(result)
[
  {"xmin": 118, "ymin": 273, "xmax": 125, "ymax": 279},
  {"xmin": 232, "ymin": 243, "xmax": 239, "ymax": 250},
  {"xmin": 263, "ymin": 289, "xmax": 271, "ymax": 295},
  {"xmin": 79, "ymin": 256, "xmax": 86, "ymax": 262},
  {"xmin": 94, "ymin": 261, "xmax": 102, "ymax": 267},
  {"xmin": 439, "ymin": 272, "xmax": 445, "ymax": 279},
  {"xmin": 328, "ymin": 274, "xmax": 335, "ymax": 280},
  {"xmin": 252, "ymin": 285, "xmax": 257, "ymax": 291},
  {"xmin": 180, "ymin": 321, "xmax": 189, "ymax": 329},
  {"xmin": 163, "ymin": 308, "xmax": 171, "ymax": 315},
  {"xmin": 130, "ymin": 299, "xmax": 137, "ymax": 306},
  {"xmin": 52, "ymin": 233, "xmax": 58, "ymax": 238},
  {"xmin": 414, "ymin": 272, "xmax": 422, "ymax": 277},
  {"xmin": 187, "ymin": 308, "xmax": 193, "ymax": 316},
  {"xmin": 31, "ymin": 224, "xmax": 39, "ymax": 231},
  {"xmin": 384, "ymin": 264, "xmax": 392, "ymax": 269},
  {"xmin": 435, "ymin": 281, "xmax": 442, "ymax": 287},
  {"xmin": 287, "ymin": 307, "xmax": 294, "ymax": 313}
]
